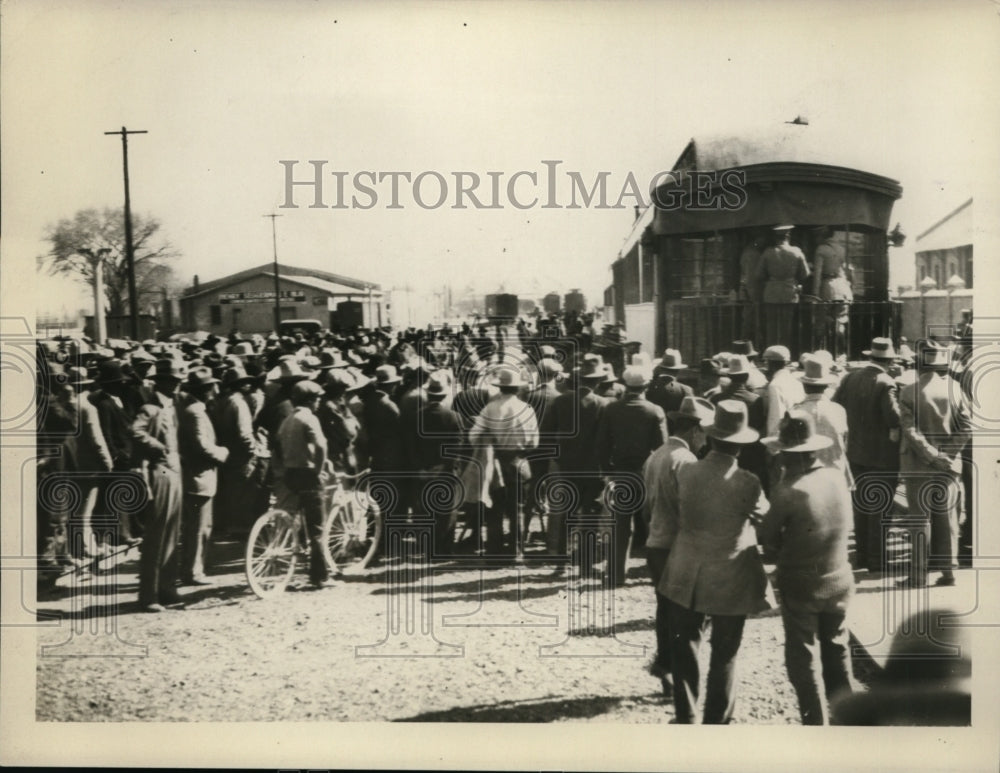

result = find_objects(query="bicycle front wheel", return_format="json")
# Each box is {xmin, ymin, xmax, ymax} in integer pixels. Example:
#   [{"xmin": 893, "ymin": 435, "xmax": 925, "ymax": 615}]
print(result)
[
  {"xmin": 245, "ymin": 509, "xmax": 298, "ymax": 598},
  {"xmin": 322, "ymin": 495, "xmax": 382, "ymax": 574}
]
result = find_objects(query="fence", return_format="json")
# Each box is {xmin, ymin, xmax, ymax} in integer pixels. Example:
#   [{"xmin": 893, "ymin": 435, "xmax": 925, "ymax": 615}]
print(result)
[{"xmin": 664, "ymin": 299, "xmax": 901, "ymax": 364}]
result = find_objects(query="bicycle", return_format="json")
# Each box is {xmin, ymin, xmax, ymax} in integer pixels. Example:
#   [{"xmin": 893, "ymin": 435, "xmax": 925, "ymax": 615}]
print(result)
[{"xmin": 244, "ymin": 468, "xmax": 382, "ymax": 598}]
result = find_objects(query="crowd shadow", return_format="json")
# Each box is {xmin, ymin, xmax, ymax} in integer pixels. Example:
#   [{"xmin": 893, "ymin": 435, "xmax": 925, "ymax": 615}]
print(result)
[{"xmin": 395, "ymin": 692, "xmax": 667, "ymax": 722}]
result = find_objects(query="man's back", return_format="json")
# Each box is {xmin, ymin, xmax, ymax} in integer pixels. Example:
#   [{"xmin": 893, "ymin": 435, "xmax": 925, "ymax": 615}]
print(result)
[
  {"xmin": 833, "ymin": 365, "xmax": 900, "ymax": 468},
  {"xmin": 597, "ymin": 393, "xmax": 667, "ymax": 472},
  {"xmin": 760, "ymin": 463, "xmax": 852, "ymax": 600}
]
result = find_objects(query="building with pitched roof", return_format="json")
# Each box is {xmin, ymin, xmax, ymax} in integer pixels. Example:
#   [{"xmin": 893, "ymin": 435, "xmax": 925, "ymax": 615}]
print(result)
[{"xmin": 178, "ymin": 263, "xmax": 383, "ymax": 334}]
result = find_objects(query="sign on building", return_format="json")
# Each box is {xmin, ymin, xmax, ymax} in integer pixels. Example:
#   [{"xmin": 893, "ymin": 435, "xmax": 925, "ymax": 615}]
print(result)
[{"xmin": 219, "ymin": 290, "xmax": 306, "ymax": 304}]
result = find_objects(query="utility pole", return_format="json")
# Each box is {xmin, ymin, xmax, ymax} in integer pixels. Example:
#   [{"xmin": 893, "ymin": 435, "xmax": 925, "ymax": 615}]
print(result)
[
  {"xmin": 263, "ymin": 213, "xmax": 283, "ymax": 331},
  {"xmin": 104, "ymin": 127, "xmax": 147, "ymax": 340}
]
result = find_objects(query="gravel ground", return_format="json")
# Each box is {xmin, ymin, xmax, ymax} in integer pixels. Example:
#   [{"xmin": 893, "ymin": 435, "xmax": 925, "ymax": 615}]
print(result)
[{"xmin": 35, "ymin": 535, "xmax": 876, "ymax": 724}]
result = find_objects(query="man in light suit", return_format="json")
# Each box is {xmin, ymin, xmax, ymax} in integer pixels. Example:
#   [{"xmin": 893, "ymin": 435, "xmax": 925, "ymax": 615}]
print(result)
[
  {"xmin": 662, "ymin": 400, "xmax": 771, "ymax": 724},
  {"xmin": 761, "ymin": 410, "xmax": 854, "ymax": 725},
  {"xmin": 178, "ymin": 368, "xmax": 229, "ymax": 586},
  {"xmin": 898, "ymin": 340, "xmax": 971, "ymax": 587}
]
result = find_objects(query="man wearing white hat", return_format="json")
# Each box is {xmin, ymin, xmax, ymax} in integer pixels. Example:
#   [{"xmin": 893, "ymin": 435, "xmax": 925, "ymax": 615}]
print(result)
[
  {"xmin": 761, "ymin": 345, "xmax": 805, "ymax": 438},
  {"xmin": 469, "ymin": 365, "xmax": 539, "ymax": 557},
  {"xmin": 662, "ymin": 399, "xmax": 771, "ymax": 724},
  {"xmin": 596, "ymin": 365, "xmax": 668, "ymax": 585},
  {"xmin": 898, "ymin": 339, "xmax": 971, "ymax": 587},
  {"xmin": 793, "ymin": 356, "xmax": 852, "ymax": 490},
  {"xmin": 760, "ymin": 411, "xmax": 854, "ymax": 725}
]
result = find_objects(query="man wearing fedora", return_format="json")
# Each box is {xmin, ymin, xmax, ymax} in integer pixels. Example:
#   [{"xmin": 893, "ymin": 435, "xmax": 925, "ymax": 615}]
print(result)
[
  {"xmin": 646, "ymin": 349, "xmax": 693, "ymax": 433},
  {"xmin": 539, "ymin": 358, "xmax": 609, "ymax": 562},
  {"xmin": 833, "ymin": 337, "xmax": 902, "ymax": 572},
  {"xmin": 794, "ymin": 355, "xmax": 852, "ymax": 490},
  {"xmin": 177, "ymin": 367, "xmax": 230, "ymax": 586},
  {"xmin": 214, "ymin": 365, "xmax": 262, "ymax": 537},
  {"xmin": 596, "ymin": 365, "xmax": 667, "ymax": 585},
  {"xmin": 131, "ymin": 359, "xmax": 186, "ymax": 612},
  {"xmin": 91, "ymin": 358, "xmax": 142, "ymax": 547},
  {"xmin": 66, "ymin": 366, "xmax": 115, "ymax": 559},
  {"xmin": 317, "ymin": 368, "xmax": 361, "ymax": 474},
  {"xmin": 468, "ymin": 365, "xmax": 539, "ymax": 558},
  {"xmin": 729, "ymin": 341, "xmax": 768, "ymax": 391},
  {"xmin": 413, "ymin": 370, "xmax": 464, "ymax": 556},
  {"xmin": 760, "ymin": 410, "xmax": 854, "ymax": 725},
  {"xmin": 356, "ymin": 365, "xmax": 404, "ymax": 489},
  {"xmin": 662, "ymin": 400, "xmax": 771, "ymax": 724},
  {"xmin": 761, "ymin": 345, "xmax": 805, "ymax": 438},
  {"xmin": 710, "ymin": 354, "xmax": 770, "ymax": 492},
  {"xmin": 273, "ymin": 380, "xmax": 333, "ymax": 589},
  {"xmin": 641, "ymin": 395, "xmax": 713, "ymax": 695},
  {"xmin": 898, "ymin": 339, "xmax": 971, "ymax": 588}
]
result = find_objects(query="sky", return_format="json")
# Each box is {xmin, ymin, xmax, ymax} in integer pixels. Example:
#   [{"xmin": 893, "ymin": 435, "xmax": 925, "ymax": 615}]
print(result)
[{"xmin": 3, "ymin": 0, "xmax": 998, "ymax": 318}]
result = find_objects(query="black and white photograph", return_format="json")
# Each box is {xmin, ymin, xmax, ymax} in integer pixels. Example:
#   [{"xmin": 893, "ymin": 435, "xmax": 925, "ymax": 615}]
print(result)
[{"xmin": 2, "ymin": 0, "xmax": 999, "ymax": 770}]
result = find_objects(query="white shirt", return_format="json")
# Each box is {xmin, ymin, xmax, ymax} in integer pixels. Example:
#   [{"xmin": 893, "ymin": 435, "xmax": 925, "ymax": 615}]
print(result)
[
  {"xmin": 468, "ymin": 393, "xmax": 539, "ymax": 452},
  {"xmin": 765, "ymin": 368, "xmax": 806, "ymax": 437}
]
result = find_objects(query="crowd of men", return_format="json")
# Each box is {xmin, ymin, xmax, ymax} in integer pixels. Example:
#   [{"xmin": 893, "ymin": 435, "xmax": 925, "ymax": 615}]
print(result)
[{"xmin": 35, "ymin": 314, "xmax": 974, "ymax": 724}]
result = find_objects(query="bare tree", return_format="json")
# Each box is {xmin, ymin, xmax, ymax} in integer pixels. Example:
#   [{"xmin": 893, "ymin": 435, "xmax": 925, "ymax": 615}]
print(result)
[{"xmin": 38, "ymin": 207, "xmax": 182, "ymax": 316}]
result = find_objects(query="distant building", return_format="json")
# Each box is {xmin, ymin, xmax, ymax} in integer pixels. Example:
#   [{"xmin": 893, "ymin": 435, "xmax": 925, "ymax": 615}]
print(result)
[
  {"xmin": 915, "ymin": 198, "xmax": 972, "ymax": 289},
  {"xmin": 178, "ymin": 263, "xmax": 383, "ymax": 334}
]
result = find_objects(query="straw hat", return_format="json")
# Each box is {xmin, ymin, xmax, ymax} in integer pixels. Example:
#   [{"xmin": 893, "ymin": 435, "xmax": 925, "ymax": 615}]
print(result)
[{"xmin": 863, "ymin": 337, "xmax": 897, "ymax": 360}]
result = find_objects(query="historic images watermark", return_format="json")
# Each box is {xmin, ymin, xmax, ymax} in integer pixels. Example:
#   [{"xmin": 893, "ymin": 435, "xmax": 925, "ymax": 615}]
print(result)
[{"xmin": 278, "ymin": 160, "xmax": 748, "ymax": 212}]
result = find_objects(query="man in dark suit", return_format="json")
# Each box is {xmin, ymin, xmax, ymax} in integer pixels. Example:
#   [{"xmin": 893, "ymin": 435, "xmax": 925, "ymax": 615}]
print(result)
[
  {"xmin": 177, "ymin": 367, "xmax": 230, "ymax": 585},
  {"xmin": 832, "ymin": 337, "xmax": 901, "ymax": 571},
  {"xmin": 596, "ymin": 365, "xmax": 668, "ymax": 585},
  {"xmin": 540, "ymin": 359, "xmax": 608, "ymax": 561},
  {"xmin": 646, "ymin": 349, "xmax": 693, "ymax": 433},
  {"xmin": 414, "ymin": 371, "xmax": 464, "ymax": 556},
  {"xmin": 91, "ymin": 359, "xmax": 140, "ymax": 545},
  {"xmin": 760, "ymin": 410, "xmax": 854, "ymax": 725}
]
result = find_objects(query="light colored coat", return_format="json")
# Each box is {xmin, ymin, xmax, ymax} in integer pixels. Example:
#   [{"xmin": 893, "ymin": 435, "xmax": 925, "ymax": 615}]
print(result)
[{"xmin": 660, "ymin": 450, "xmax": 772, "ymax": 616}]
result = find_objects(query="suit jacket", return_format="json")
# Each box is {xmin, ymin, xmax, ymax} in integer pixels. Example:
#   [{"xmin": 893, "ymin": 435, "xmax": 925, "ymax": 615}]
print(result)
[
  {"xmin": 360, "ymin": 389, "xmax": 402, "ymax": 471},
  {"xmin": 898, "ymin": 371, "xmax": 971, "ymax": 476},
  {"xmin": 596, "ymin": 392, "xmax": 668, "ymax": 473},
  {"xmin": 832, "ymin": 363, "xmax": 901, "ymax": 470},
  {"xmin": 642, "ymin": 436, "xmax": 698, "ymax": 550},
  {"xmin": 759, "ymin": 461, "xmax": 853, "ymax": 604},
  {"xmin": 542, "ymin": 386, "xmax": 606, "ymax": 473},
  {"xmin": 131, "ymin": 390, "xmax": 181, "ymax": 473},
  {"xmin": 177, "ymin": 395, "xmax": 229, "ymax": 496},
  {"xmin": 415, "ymin": 401, "xmax": 463, "ymax": 471},
  {"xmin": 214, "ymin": 391, "xmax": 256, "ymax": 469},
  {"xmin": 661, "ymin": 450, "xmax": 771, "ymax": 616},
  {"xmin": 646, "ymin": 376, "xmax": 693, "ymax": 421},
  {"xmin": 77, "ymin": 394, "xmax": 114, "ymax": 474},
  {"xmin": 91, "ymin": 389, "xmax": 136, "ymax": 470}
]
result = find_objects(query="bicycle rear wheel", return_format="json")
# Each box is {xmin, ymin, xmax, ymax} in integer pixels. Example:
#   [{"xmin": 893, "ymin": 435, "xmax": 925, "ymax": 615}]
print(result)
[
  {"xmin": 245, "ymin": 509, "xmax": 298, "ymax": 598},
  {"xmin": 322, "ymin": 493, "xmax": 382, "ymax": 574}
]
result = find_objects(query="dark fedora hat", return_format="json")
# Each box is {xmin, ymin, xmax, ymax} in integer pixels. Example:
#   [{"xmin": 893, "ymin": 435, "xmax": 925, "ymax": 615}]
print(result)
[
  {"xmin": 97, "ymin": 359, "xmax": 127, "ymax": 384},
  {"xmin": 730, "ymin": 340, "xmax": 759, "ymax": 358},
  {"xmin": 221, "ymin": 366, "xmax": 257, "ymax": 389},
  {"xmin": 186, "ymin": 366, "xmax": 220, "ymax": 390},
  {"xmin": 152, "ymin": 358, "xmax": 187, "ymax": 382},
  {"xmin": 704, "ymin": 400, "xmax": 760, "ymax": 444},
  {"xmin": 667, "ymin": 395, "xmax": 715, "ymax": 424}
]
